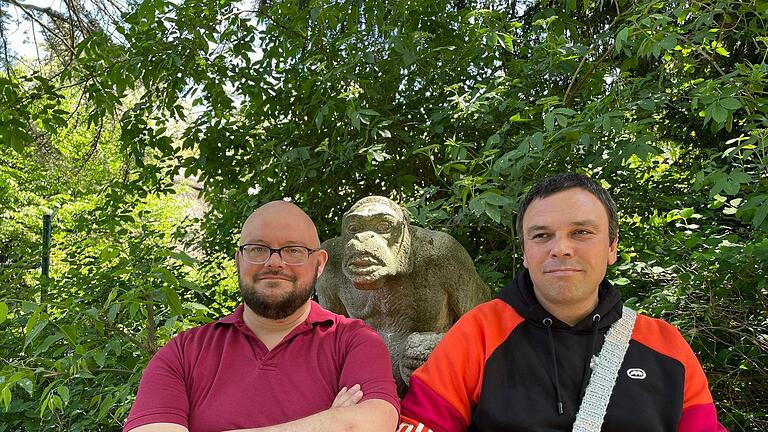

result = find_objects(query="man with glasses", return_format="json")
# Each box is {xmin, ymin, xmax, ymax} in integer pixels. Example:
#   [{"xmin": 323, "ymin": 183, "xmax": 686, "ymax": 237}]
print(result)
[{"xmin": 123, "ymin": 201, "xmax": 399, "ymax": 432}]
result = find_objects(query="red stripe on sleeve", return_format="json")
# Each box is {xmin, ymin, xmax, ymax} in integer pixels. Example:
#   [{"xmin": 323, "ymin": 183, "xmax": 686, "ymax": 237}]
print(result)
[
  {"xmin": 401, "ymin": 377, "xmax": 464, "ymax": 432},
  {"xmin": 401, "ymin": 300, "xmax": 523, "ymax": 431},
  {"xmin": 677, "ymin": 403, "xmax": 727, "ymax": 432}
]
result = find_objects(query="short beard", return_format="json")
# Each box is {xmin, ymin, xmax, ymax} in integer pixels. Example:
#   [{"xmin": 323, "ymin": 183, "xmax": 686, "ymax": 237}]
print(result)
[{"xmin": 238, "ymin": 264, "xmax": 318, "ymax": 320}]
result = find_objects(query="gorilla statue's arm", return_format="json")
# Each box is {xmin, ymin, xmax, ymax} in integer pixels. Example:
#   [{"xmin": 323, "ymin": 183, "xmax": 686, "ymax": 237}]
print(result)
[
  {"xmin": 316, "ymin": 237, "xmax": 349, "ymax": 317},
  {"xmin": 418, "ymin": 229, "xmax": 491, "ymax": 319},
  {"xmin": 446, "ymin": 240, "xmax": 490, "ymax": 316}
]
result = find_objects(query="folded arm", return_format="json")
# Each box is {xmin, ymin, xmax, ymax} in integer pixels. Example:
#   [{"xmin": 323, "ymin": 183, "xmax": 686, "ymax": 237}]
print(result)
[
  {"xmin": 228, "ymin": 399, "xmax": 398, "ymax": 432},
  {"xmin": 128, "ymin": 386, "xmax": 398, "ymax": 432}
]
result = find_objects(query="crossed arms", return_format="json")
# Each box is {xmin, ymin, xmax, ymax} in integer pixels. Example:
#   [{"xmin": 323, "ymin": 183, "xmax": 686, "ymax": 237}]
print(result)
[{"xmin": 128, "ymin": 385, "xmax": 398, "ymax": 432}]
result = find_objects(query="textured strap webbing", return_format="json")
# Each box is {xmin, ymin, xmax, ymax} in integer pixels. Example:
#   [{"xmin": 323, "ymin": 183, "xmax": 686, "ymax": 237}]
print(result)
[{"xmin": 572, "ymin": 306, "xmax": 637, "ymax": 432}]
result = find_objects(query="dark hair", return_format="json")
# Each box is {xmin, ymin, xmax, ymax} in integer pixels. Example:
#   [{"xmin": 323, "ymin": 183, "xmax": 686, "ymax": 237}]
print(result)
[{"xmin": 516, "ymin": 173, "xmax": 618, "ymax": 247}]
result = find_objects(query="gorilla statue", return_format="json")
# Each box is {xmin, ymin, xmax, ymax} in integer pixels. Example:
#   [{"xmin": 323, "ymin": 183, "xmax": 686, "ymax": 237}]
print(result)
[{"xmin": 316, "ymin": 196, "xmax": 490, "ymax": 393}]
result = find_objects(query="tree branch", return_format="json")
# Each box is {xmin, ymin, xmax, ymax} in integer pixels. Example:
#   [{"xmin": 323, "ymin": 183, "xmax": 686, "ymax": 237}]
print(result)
[
  {"xmin": 6, "ymin": 0, "xmax": 71, "ymax": 24},
  {"xmin": 564, "ymin": 14, "xmax": 622, "ymax": 106},
  {"xmin": 5, "ymin": 0, "xmax": 77, "ymax": 56}
]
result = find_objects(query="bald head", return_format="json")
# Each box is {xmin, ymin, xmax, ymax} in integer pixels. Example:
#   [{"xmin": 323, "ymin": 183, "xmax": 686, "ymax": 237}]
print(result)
[{"xmin": 240, "ymin": 200, "xmax": 321, "ymax": 248}]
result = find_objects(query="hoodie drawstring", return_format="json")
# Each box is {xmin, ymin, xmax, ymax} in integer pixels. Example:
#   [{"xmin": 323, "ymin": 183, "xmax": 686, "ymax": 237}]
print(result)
[
  {"xmin": 543, "ymin": 318, "xmax": 565, "ymax": 415},
  {"xmin": 589, "ymin": 314, "xmax": 602, "ymax": 365},
  {"xmin": 580, "ymin": 314, "xmax": 602, "ymax": 399}
]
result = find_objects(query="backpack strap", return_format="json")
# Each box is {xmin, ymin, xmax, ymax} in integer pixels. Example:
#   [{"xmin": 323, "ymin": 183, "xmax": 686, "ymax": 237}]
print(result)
[{"xmin": 573, "ymin": 306, "xmax": 637, "ymax": 432}]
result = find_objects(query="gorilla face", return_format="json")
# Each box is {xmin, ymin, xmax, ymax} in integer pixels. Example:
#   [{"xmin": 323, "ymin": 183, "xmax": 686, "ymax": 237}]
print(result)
[{"xmin": 341, "ymin": 200, "xmax": 411, "ymax": 289}]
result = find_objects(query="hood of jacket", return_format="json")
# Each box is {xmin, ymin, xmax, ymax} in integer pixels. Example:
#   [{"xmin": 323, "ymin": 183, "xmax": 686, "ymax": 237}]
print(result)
[{"xmin": 497, "ymin": 268, "xmax": 624, "ymax": 332}]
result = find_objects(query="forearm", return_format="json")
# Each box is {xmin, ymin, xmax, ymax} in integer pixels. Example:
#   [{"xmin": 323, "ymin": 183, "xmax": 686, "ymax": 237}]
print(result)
[{"xmin": 225, "ymin": 399, "xmax": 398, "ymax": 432}]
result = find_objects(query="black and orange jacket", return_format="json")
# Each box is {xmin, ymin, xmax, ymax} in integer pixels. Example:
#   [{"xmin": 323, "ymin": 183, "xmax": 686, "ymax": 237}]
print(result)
[{"xmin": 400, "ymin": 270, "xmax": 725, "ymax": 432}]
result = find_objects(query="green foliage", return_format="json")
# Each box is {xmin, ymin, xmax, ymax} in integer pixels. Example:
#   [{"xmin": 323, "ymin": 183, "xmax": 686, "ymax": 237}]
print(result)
[
  {"xmin": 1, "ymin": 0, "xmax": 767, "ymax": 429},
  {"xmin": 0, "ymin": 89, "xmax": 234, "ymax": 428}
]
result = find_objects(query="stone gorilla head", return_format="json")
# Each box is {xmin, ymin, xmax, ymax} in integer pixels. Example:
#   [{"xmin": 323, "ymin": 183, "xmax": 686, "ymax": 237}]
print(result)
[{"xmin": 341, "ymin": 196, "xmax": 413, "ymax": 289}]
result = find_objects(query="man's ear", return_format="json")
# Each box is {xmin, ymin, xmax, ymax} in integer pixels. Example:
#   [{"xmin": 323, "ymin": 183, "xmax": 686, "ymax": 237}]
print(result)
[
  {"xmin": 315, "ymin": 249, "xmax": 329, "ymax": 276},
  {"xmin": 607, "ymin": 235, "xmax": 619, "ymax": 265}
]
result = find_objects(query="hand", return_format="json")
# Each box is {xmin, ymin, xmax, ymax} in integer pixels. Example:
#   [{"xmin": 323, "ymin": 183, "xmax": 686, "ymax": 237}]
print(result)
[{"xmin": 331, "ymin": 384, "xmax": 363, "ymax": 408}]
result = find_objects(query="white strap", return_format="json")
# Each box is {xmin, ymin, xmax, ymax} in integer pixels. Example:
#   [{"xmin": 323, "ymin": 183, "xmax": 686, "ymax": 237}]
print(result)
[{"xmin": 572, "ymin": 306, "xmax": 637, "ymax": 432}]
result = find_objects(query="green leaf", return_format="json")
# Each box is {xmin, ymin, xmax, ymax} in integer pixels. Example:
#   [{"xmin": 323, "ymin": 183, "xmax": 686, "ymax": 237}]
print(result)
[
  {"xmin": 56, "ymin": 386, "xmax": 70, "ymax": 405},
  {"xmin": 544, "ymin": 112, "xmax": 555, "ymax": 131},
  {"xmin": 711, "ymin": 103, "xmax": 728, "ymax": 124},
  {"xmin": 616, "ymin": 27, "xmax": 629, "ymax": 51},
  {"xmin": 481, "ymin": 192, "xmax": 511, "ymax": 206},
  {"xmin": 162, "ymin": 286, "xmax": 184, "ymax": 316},
  {"xmin": 33, "ymin": 333, "xmax": 63, "ymax": 355},
  {"xmin": 24, "ymin": 319, "xmax": 49, "ymax": 349},
  {"xmin": 18, "ymin": 378, "xmax": 34, "ymax": 396},
  {"xmin": 497, "ymin": 33, "xmax": 515, "ymax": 51},
  {"xmin": 1, "ymin": 387, "xmax": 11, "ymax": 410},
  {"xmin": 350, "ymin": 111, "xmax": 361, "ymax": 129},
  {"xmin": 51, "ymin": 394, "xmax": 63, "ymax": 411},
  {"xmin": 660, "ymin": 35, "xmax": 678, "ymax": 49},
  {"xmin": 485, "ymin": 205, "xmax": 502, "ymax": 224},
  {"xmin": 92, "ymin": 350, "xmax": 106, "ymax": 367},
  {"xmin": 753, "ymin": 202, "xmax": 768, "ymax": 228},
  {"xmin": 638, "ymin": 99, "xmax": 655, "ymax": 111},
  {"xmin": 99, "ymin": 246, "xmax": 119, "ymax": 262},
  {"xmin": 719, "ymin": 98, "xmax": 741, "ymax": 110},
  {"xmin": 680, "ymin": 208, "xmax": 695, "ymax": 218},
  {"xmin": 168, "ymin": 251, "xmax": 198, "ymax": 267},
  {"xmin": 107, "ymin": 303, "xmax": 120, "ymax": 322},
  {"xmin": 723, "ymin": 180, "xmax": 740, "ymax": 195},
  {"xmin": 0, "ymin": 302, "xmax": 7, "ymax": 324},
  {"xmin": 715, "ymin": 46, "xmax": 730, "ymax": 56},
  {"xmin": 553, "ymin": 108, "xmax": 576, "ymax": 116},
  {"xmin": 58, "ymin": 324, "xmax": 80, "ymax": 346},
  {"xmin": 358, "ymin": 109, "xmax": 380, "ymax": 116},
  {"xmin": 730, "ymin": 171, "xmax": 752, "ymax": 184},
  {"xmin": 24, "ymin": 306, "xmax": 41, "ymax": 334},
  {"xmin": 531, "ymin": 132, "xmax": 544, "ymax": 149},
  {"xmin": 468, "ymin": 196, "xmax": 486, "ymax": 215},
  {"xmin": 7, "ymin": 128, "xmax": 33, "ymax": 153},
  {"xmin": 151, "ymin": 267, "xmax": 179, "ymax": 287}
]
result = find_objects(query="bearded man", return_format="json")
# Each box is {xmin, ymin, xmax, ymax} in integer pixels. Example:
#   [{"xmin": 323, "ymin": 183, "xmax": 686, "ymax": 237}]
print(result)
[{"xmin": 123, "ymin": 201, "xmax": 399, "ymax": 432}]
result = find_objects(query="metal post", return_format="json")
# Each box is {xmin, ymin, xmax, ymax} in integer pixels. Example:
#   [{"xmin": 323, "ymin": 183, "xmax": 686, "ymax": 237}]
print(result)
[{"xmin": 41, "ymin": 214, "xmax": 52, "ymax": 303}]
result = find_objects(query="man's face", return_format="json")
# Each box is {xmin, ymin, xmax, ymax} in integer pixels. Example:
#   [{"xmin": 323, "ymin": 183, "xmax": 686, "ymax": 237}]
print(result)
[
  {"xmin": 521, "ymin": 188, "xmax": 618, "ymax": 318},
  {"xmin": 236, "ymin": 204, "xmax": 328, "ymax": 320}
]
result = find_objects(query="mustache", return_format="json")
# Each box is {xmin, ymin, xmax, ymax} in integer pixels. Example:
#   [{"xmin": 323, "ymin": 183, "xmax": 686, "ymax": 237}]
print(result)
[{"xmin": 253, "ymin": 270, "xmax": 296, "ymax": 281}]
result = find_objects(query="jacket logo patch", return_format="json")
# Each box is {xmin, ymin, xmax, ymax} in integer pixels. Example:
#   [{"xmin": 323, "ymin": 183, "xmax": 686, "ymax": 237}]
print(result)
[{"xmin": 627, "ymin": 368, "xmax": 647, "ymax": 379}]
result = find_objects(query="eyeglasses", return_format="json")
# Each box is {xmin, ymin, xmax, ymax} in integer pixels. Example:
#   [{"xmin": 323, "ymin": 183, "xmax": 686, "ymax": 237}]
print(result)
[{"xmin": 238, "ymin": 244, "xmax": 319, "ymax": 266}]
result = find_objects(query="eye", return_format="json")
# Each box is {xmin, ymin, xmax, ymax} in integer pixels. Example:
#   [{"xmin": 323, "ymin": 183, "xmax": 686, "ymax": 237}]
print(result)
[
  {"xmin": 574, "ymin": 229, "xmax": 593, "ymax": 236},
  {"xmin": 283, "ymin": 246, "xmax": 306, "ymax": 257},
  {"xmin": 531, "ymin": 233, "xmax": 550, "ymax": 240},
  {"xmin": 246, "ymin": 245, "xmax": 269, "ymax": 254},
  {"xmin": 375, "ymin": 221, "xmax": 393, "ymax": 234},
  {"xmin": 347, "ymin": 223, "xmax": 361, "ymax": 234}
]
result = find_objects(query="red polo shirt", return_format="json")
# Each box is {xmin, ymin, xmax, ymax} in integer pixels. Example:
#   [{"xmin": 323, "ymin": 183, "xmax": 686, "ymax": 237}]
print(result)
[{"xmin": 123, "ymin": 302, "xmax": 399, "ymax": 432}]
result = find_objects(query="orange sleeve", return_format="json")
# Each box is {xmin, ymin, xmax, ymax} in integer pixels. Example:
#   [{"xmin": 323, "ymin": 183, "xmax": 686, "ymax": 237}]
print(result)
[
  {"xmin": 631, "ymin": 315, "xmax": 714, "ymax": 408},
  {"xmin": 401, "ymin": 299, "xmax": 523, "ymax": 431}
]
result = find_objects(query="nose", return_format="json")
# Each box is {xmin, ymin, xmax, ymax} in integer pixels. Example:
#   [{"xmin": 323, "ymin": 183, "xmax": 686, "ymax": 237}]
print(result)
[
  {"xmin": 264, "ymin": 250, "xmax": 285, "ymax": 267},
  {"xmin": 550, "ymin": 234, "xmax": 574, "ymax": 257}
]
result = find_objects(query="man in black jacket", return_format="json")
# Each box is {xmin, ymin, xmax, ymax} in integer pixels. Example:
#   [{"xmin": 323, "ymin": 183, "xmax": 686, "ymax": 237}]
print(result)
[{"xmin": 399, "ymin": 173, "xmax": 725, "ymax": 432}]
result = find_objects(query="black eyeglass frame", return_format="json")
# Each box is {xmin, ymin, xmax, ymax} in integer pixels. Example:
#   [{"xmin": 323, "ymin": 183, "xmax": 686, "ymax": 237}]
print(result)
[{"xmin": 238, "ymin": 243, "xmax": 320, "ymax": 266}]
